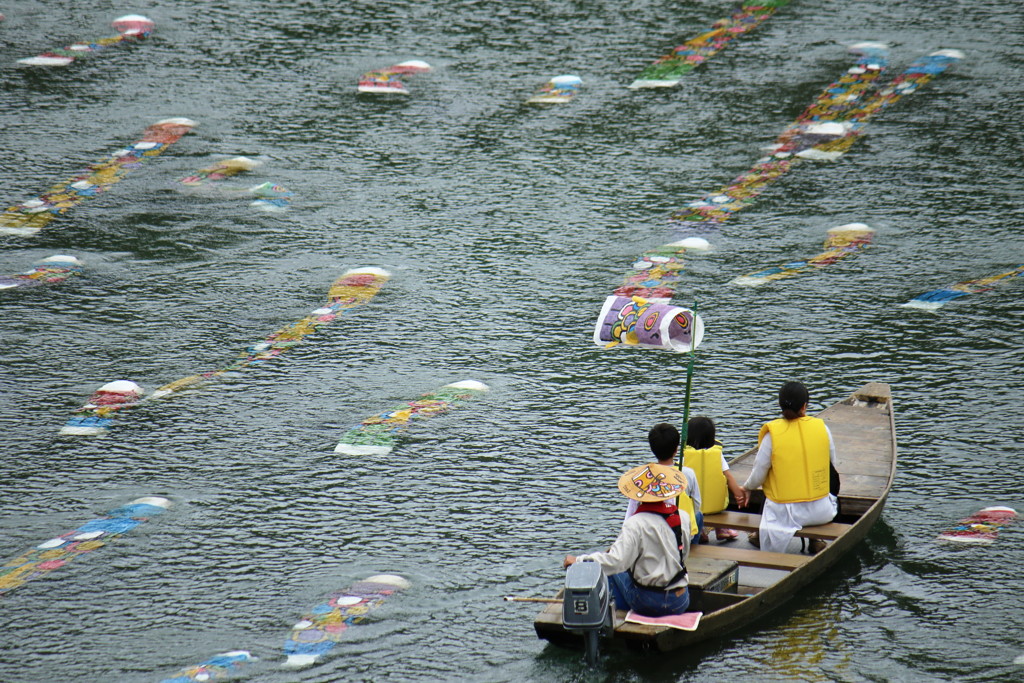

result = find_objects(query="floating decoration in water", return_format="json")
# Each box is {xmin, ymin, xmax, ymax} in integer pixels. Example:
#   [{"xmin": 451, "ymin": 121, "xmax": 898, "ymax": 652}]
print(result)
[
  {"xmin": 282, "ymin": 574, "xmax": 411, "ymax": 669},
  {"xmin": 60, "ymin": 268, "xmax": 391, "ymax": 435},
  {"xmin": 0, "ymin": 254, "xmax": 84, "ymax": 290},
  {"xmin": 614, "ymin": 237, "xmax": 711, "ymax": 302},
  {"xmin": 178, "ymin": 158, "xmax": 293, "ymax": 211},
  {"xmin": 17, "ymin": 14, "xmax": 155, "ymax": 66},
  {"xmin": 248, "ymin": 181, "xmax": 294, "ymax": 211},
  {"xmin": 0, "ymin": 118, "xmax": 197, "ymax": 237},
  {"xmin": 61, "ymin": 380, "xmax": 144, "ymax": 436},
  {"xmin": 594, "ymin": 295, "xmax": 704, "ymax": 352},
  {"xmin": 158, "ymin": 651, "xmax": 255, "ymax": 683},
  {"xmin": 357, "ymin": 60, "xmax": 431, "ymax": 94},
  {"xmin": 732, "ymin": 223, "xmax": 875, "ymax": 286},
  {"xmin": 902, "ymin": 264, "xmax": 1024, "ymax": 310},
  {"xmin": 629, "ymin": 0, "xmax": 790, "ymax": 88},
  {"xmin": 936, "ymin": 506, "xmax": 1017, "ymax": 544},
  {"xmin": 0, "ymin": 496, "xmax": 170, "ymax": 594},
  {"xmin": 527, "ymin": 75, "xmax": 583, "ymax": 104},
  {"xmin": 670, "ymin": 45, "xmax": 963, "ymax": 226},
  {"xmin": 178, "ymin": 157, "xmax": 262, "ymax": 188},
  {"xmin": 334, "ymin": 380, "xmax": 489, "ymax": 455}
]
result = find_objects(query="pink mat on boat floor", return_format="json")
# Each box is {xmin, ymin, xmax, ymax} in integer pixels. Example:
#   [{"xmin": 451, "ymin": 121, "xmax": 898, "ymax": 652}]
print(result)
[{"xmin": 624, "ymin": 610, "xmax": 702, "ymax": 631}]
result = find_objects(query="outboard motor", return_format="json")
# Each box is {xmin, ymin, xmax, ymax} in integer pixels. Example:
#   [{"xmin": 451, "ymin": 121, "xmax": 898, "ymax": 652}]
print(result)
[{"xmin": 562, "ymin": 561, "xmax": 613, "ymax": 665}]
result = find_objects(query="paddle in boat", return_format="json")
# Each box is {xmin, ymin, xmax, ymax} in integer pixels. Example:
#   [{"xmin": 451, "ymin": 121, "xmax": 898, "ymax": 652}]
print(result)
[{"xmin": 533, "ymin": 382, "xmax": 896, "ymax": 653}]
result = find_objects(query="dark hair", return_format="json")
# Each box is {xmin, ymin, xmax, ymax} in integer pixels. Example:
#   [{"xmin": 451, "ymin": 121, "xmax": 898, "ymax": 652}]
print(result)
[
  {"xmin": 686, "ymin": 416, "xmax": 716, "ymax": 450},
  {"xmin": 648, "ymin": 423, "xmax": 680, "ymax": 460},
  {"xmin": 779, "ymin": 381, "xmax": 809, "ymax": 417}
]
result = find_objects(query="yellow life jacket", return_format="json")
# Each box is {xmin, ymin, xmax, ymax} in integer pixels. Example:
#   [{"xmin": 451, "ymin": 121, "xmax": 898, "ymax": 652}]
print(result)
[
  {"xmin": 757, "ymin": 417, "xmax": 830, "ymax": 504},
  {"xmin": 675, "ymin": 482, "xmax": 699, "ymax": 538},
  {"xmin": 683, "ymin": 443, "xmax": 728, "ymax": 514}
]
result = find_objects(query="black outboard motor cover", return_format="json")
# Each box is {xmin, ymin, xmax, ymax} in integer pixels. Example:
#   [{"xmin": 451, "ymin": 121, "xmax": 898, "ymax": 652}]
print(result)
[{"xmin": 563, "ymin": 561, "xmax": 610, "ymax": 630}]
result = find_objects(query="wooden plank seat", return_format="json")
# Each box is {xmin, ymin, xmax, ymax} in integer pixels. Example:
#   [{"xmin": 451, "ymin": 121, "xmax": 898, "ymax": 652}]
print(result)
[
  {"xmin": 690, "ymin": 544, "xmax": 811, "ymax": 571},
  {"xmin": 702, "ymin": 511, "xmax": 852, "ymax": 540}
]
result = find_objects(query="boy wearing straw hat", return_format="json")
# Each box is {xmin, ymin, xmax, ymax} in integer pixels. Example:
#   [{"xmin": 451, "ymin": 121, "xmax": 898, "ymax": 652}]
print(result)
[{"xmin": 563, "ymin": 463, "xmax": 692, "ymax": 617}]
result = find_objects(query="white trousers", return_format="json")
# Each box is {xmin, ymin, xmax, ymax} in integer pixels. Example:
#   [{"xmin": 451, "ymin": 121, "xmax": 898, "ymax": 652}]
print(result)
[{"xmin": 759, "ymin": 494, "xmax": 838, "ymax": 554}]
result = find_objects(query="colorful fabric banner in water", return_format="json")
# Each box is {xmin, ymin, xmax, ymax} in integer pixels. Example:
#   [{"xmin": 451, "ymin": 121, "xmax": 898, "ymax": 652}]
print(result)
[
  {"xmin": 613, "ymin": 237, "xmax": 710, "ymax": 301},
  {"xmin": 937, "ymin": 506, "xmax": 1018, "ymax": 544},
  {"xmin": 594, "ymin": 295, "xmax": 704, "ymax": 352},
  {"xmin": 178, "ymin": 157, "xmax": 261, "ymax": 187},
  {"xmin": 629, "ymin": 0, "xmax": 790, "ymax": 88},
  {"xmin": 527, "ymin": 75, "xmax": 583, "ymax": 103},
  {"xmin": 282, "ymin": 575, "xmax": 410, "ymax": 668},
  {"xmin": 670, "ymin": 45, "xmax": 963, "ymax": 226},
  {"xmin": 334, "ymin": 380, "xmax": 489, "ymax": 455},
  {"xmin": 902, "ymin": 264, "xmax": 1024, "ymax": 310},
  {"xmin": 59, "ymin": 268, "xmax": 389, "ymax": 435},
  {"xmin": 732, "ymin": 223, "xmax": 875, "ymax": 286},
  {"xmin": 60, "ymin": 380, "xmax": 144, "ymax": 436},
  {"xmin": 0, "ymin": 118, "xmax": 196, "ymax": 236},
  {"xmin": 0, "ymin": 497, "xmax": 170, "ymax": 594},
  {"xmin": 357, "ymin": 60, "xmax": 431, "ymax": 94},
  {"xmin": 0, "ymin": 255, "xmax": 83, "ymax": 290},
  {"xmin": 151, "ymin": 267, "xmax": 391, "ymax": 398},
  {"xmin": 17, "ymin": 14, "xmax": 154, "ymax": 66},
  {"xmin": 158, "ymin": 651, "xmax": 255, "ymax": 683}
]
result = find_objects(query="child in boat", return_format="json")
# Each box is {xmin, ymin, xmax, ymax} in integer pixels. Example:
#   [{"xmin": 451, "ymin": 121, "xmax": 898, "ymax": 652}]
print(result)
[
  {"xmin": 624, "ymin": 423, "xmax": 702, "ymax": 545},
  {"xmin": 683, "ymin": 416, "xmax": 744, "ymax": 542}
]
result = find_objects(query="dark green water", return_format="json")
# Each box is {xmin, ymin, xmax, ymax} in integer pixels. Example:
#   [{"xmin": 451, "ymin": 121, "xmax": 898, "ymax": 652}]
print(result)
[{"xmin": 1, "ymin": 1, "xmax": 1022, "ymax": 681}]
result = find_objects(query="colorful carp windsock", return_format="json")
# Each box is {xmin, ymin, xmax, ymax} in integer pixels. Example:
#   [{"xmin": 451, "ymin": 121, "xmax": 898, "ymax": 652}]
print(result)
[
  {"xmin": 158, "ymin": 651, "xmax": 255, "ymax": 683},
  {"xmin": 527, "ymin": 75, "xmax": 583, "ymax": 104},
  {"xmin": 282, "ymin": 575, "xmax": 411, "ymax": 668},
  {"xmin": 334, "ymin": 380, "xmax": 489, "ymax": 455},
  {"xmin": 594, "ymin": 295, "xmax": 704, "ymax": 352},
  {"xmin": 0, "ymin": 497, "xmax": 170, "ymax": 594},
  {"xmin": 357, "ymin": 60, "xmax": 431, "ymax": 94},
  {"xmin": 0, "ymin": 255, "xmax": 83, "ymax": 290},
  {"xmin": 732, "ymin": 223, "xmax": 875, "ymax": 286},
  {"xmin": 17, "ymin": 14, "xmax": 155, "ymax": 66}
]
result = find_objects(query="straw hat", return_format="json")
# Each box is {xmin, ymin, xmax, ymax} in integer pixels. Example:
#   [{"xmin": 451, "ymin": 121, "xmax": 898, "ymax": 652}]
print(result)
[{"xmin": 618, "ymin": 463, "xmax": 688, "ymax": 502}]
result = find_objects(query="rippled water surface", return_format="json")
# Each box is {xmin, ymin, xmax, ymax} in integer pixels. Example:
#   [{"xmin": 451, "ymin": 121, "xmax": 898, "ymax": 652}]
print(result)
[{"xmin": 1, "ymin": 1, "xmax": 1022, "ymax": 681}]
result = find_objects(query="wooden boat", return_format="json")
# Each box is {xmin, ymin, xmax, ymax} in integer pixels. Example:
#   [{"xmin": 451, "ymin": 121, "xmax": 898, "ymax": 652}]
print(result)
[{"xmin": 534, "ymin": 382, "xmax": 896, "ymax": 652}]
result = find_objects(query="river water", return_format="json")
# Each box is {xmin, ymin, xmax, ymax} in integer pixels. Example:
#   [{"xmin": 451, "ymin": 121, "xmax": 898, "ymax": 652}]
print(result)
[{"xmin": 0, "ymin": 0, "xmax": 1022, "ymax": 681}]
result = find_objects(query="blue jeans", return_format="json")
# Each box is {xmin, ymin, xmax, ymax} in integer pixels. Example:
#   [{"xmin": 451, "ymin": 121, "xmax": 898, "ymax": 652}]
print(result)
[
  {"xmin": 608, "ymin": 571, "xmax": 690, "ymax": 617},
  {"xmin": 693, "ymin": 510, "xmax": 704, "ymax": 545}
]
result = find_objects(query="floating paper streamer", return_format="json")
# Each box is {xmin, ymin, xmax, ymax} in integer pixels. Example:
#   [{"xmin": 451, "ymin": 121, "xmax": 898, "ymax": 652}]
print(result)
[
  {"xmin": 151, "ymin": 267, "xmax": 391, "ymax": 399},
  {"xmin": 902, "ymin": 264, "xmax": 1024, "ymax": 310},
  {"xmin": 594, "ymin": 295, "xmax": 704, "ymax": 352},
  {"xmin": 248, "ymin": 182, "xmax": 294, "ymax": 211},
  {"xmin": 61, "ymin": 380, "xmax": 144, "ymax": 436},
  {"xmin": 629, "ymin": 0, "xmax": 790, "ymax": 88},
  {"xmin": 614, "ymin": 237, "xmax": 710, "ymax": 301},
  {"xmin": 0, "ymin": 254, "xmax": 83, "ymax": 290},
  {"xmin": 937, "ymin": 506, "xmax": 1017, "ymax": 544},
  {"xmin": 670, "ymin": 45, "xmax": 963, "ymax": 226},
  {"xmin": 178, "ymin": 157, "xmax": 262, "ymax": 187},
  {"xmin": 335, "ymin": 380, "xmax": 489, "ymax": 455},
  {"xmin": 0, "ymin": 497, "xmax": 170, "ymax": 594},
  {"xmin": 282, "ymin": 575, "xmax": 410, "ymax": 669},
  {"xmin": 527, "ymin": 75, "xmax": 583, "ymax": 104},
  {"xmin": 0, "ymin": 118, "xmax": 196, "ymax": 236},
  {"xmin": 158, "ymin": 651, "xmax": 255, "ymax": 683},
  {"xmin": 59, "ymin": 268, "xmax": 390, "ymax": 435},
  {"xmin": 357, "ymin": 60, "xmax": 431, "ymax": 94},
  {"xmin": 17, "ymin": 14, "xmax": 154, "ymax": 66},
  {"xmin": 732, "ymin": 223, "xmax": 875, "ymax": 286}
]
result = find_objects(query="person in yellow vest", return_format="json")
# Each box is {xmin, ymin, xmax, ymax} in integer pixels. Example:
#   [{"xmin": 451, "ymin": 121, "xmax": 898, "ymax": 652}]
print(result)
[
  {"xmin": 738, "ymin": 381, "xmax": 837, "ymax": 554},
  {"xmin": 683, "ymin": 416, "xmax": 745, "ymax": 542},
  {"xmin": 624, "ymin": 423, "xmax": 702, "ymax": 544}
]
